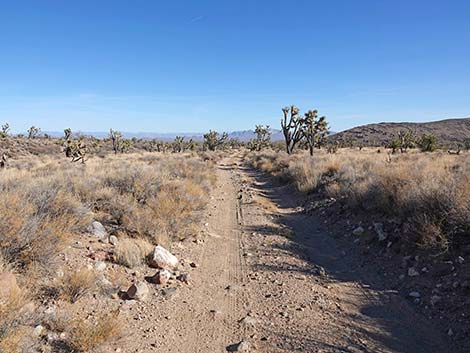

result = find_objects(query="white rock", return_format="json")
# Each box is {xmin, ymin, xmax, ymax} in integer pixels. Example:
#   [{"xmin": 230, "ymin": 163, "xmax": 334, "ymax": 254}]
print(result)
[
  {"xmin": 149, "ymin": 245, "xmax": 178, "ymax": 270},
  {"xmin": 94, "ymin": 261, "xmax": 107, "ymax": 272},
  {"xmin": 33, "ymin": 325, "xmax": 44, "ymax": 337},
  {"xmin": 457, "ymin": 256, "xmax": 465, "ymax": 264},
  {"xmin": 91, "ymin": 221, "xmax": 108, "ymax": 240},
  {"xmin": 47, "ymin": 332, "xmax": 59, "ymax": 342},
  {"xmin": 409, "ymin": 291, "xmax": 421, "ymax": 298},
  {"xmin": 109, "ymin": 235, "xmax": 119, "ymax": 246}
]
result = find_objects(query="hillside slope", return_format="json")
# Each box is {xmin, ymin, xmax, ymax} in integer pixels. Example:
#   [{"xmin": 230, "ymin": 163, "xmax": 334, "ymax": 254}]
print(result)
[{"xmin": 331, "ymin": 118, "xmax": 470, "ymax": 146}]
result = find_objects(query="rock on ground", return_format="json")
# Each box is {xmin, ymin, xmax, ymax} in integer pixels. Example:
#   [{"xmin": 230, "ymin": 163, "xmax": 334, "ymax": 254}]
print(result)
[
  {"xmin": 149, "ymin": 245, "xmax": 178, "ymax": 270},
  {"xmin": 127, "ymin": 281, "xmax": 149, "ymax": 301},
  {"xmin": 91, "ymin": 221, "xmax": 108, "ymax": 240}
]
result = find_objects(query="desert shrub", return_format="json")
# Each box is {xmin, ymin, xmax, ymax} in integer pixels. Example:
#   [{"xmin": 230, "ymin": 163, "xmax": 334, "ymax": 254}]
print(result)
[
  {"xmin": 59, "ymin": 268, "xmax": 97, "ymax": 303},
  {"xmin": 114, "ymin": 237, "xmax": 154, "ymax": 268},
  {"xmin": 0, "ymin": 151, "xmax": 215, "ymax": 352},
  {"xmin": 66, "ymin": 310, "xmax": 122, "ymax": 352},
  {"xmin": 288, "ymin": 158, "xmax": 321, "ymax": 193},
  {"xmin": 248, "ymin": 149, "xmax": 470, "ymax": 250}
]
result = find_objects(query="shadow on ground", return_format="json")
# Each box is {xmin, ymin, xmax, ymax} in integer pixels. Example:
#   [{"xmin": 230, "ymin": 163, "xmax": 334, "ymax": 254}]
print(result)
[{"xmin": 237, "ymin": 164, "xmax": 453, "ymax": 353}]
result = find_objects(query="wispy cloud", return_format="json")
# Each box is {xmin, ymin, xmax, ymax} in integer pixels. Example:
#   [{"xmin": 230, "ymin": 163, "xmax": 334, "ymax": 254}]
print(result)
[{"xmin": 188, "ymin": 15, "xmax": 204, "ymax": 24}]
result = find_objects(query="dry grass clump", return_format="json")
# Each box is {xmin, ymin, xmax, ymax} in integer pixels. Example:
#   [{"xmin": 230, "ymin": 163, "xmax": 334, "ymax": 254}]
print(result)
[
  {"xmin": 0, "ymin": 326, "xmax": 31, "ymax": 353},
  {"xmin": 248, "ymin": 149, "xmax": 470, "ymax": 250},
  {"xmin": 66, "ymin": 310, "xmax": 122, "ymax": 352},
  {"xmin": 59, "ymin": 268, "xmax": 97, "ymax": 303},
  {"xmin": 114, "ymin": 237, "xmax": 154, "ymax": 268},
  {"xmin": 0, "ymin": 283, "xmax": 39, "ymax": 353}
]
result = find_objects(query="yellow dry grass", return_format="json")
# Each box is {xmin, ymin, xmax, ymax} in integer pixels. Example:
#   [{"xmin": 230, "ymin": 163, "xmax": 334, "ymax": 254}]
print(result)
[
  {"xmin": 0, "ymin": 151, "xmax": 215, "ymax": 351},
  {"xmin": 248, "ymin": 148, "xmax": 470, "ymax": 249},
  {"xmin": 67, "ymin": 310, "xmax": 122, "ymax": 352}
]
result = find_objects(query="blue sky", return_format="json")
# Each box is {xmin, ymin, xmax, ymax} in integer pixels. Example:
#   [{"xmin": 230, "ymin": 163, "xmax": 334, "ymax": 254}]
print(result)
[{"xmin": 1, "ymin": 0, "xmax": 469, "ymax": 133}]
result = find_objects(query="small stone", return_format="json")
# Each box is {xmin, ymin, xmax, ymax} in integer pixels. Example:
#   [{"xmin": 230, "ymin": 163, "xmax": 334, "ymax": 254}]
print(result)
[
  {"xmin": 149, "ymin": 245, "xmax": 178, "ymax": 270},
  {"xmin": 47, "ymin": 333, "xmax": 59, "ymax": 343},
  {"xmin": 352, "ymin": 226, "xmax": 365, "ymax": 236},
  {"xmin": 161, "ymin": 287, "xmax": 177, "ymax": 299},
  {"xmin": 90, "ymin": 221, "xmax": 108, "ymax": 240},
  {"xmin": 149, "ymin": 269, "xmax": 171, "ymax": 285},
  {"xmin": 177, "ymin": 273, "xmax": 190, "ymax": 284},
  {"xmin": 109, "ymin": 235, "xmax": 119, "ymax": 246},
  {"xmin": 448, "ymin": 328, "xmax": 454, "ymax": 336},
  {"xmin": 408, "ymin": 267, "xmax": 419, "ymax": 277},
  {"xmin": 409, "ymin": 291, "xmax": 421, "ymax": 298},
  {"xmin": 33, "ymin": 325, "xmax": 44, "ymax": 337},
  {"xmin": 44, "ymin": 306, "xmax": 56, "ymax": 315},
  {"xmin": 190, "ymin": 262, "xmax": 198, "ymax": 268},
  {"xmin": 94, "ymin": 261, "xmax": 107, "ymax": 272},
  {"xmin": 239, "ymin": 315, "xmax": 257, "ymax": 326},
  {"xmin": 227, "ymin": 340, "xmax": 251, "ymax": 352},
  {"xmin": 127, "ymin": 281, "xmax": 149, "ymax": 301},
  {"xmin": 457, "ymin": 256, "xmax": 465, "ymax": 264},
  {"xmin": 430, "ymin": 295, "xmax": 441, "ymax": 306},
  {"xmin": 373, "ymin": 222, "xmax": 387, "ymax": 241}
]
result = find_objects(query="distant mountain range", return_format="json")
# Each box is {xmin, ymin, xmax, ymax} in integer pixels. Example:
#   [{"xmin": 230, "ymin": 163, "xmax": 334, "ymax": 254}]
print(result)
[
  {"xmin": 42, "ymin": 129, "xmax": 286, "ymax": 142},
  {"xmin": 41, "ymin": 117, "xmax": 470, "ymax": 146},
  {"xmin": 330, "ymin": 118, "xmax": 470, "ymax": 146}
]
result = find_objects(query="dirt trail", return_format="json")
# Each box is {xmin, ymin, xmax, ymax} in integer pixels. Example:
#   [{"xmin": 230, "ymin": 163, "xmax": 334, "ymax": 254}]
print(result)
[{"xmin": 119, "ymin": 156, "xmax": 453, "ymax": 352}]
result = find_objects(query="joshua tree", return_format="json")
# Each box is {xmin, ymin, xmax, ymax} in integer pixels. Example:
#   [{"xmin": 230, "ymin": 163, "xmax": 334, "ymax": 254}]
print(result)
[
  {"xmin": 281, "ymin": 105, "xmax": 304, "ymax": 154},
  {"xmin": 173, "ymin": 136, "xmax": 185, "ymax": 153},
  {"xmin": 248, "ymin": 125, "xmax": 271, "ymax": 151},
  {"xmin": 64, "ymin": 128, "xmax": 72, "ymax": 141},
  {"xmin": 119, "ymin": 139, "xmax": 132, "ymax": 153},
  {"xmin": 417, "ymin": 133, "xmax": 438, "ymax": 152},
  {"xmin": 397, "ymin": 129, "xmax": 416, "ymax": 153},
  {"xmin": 27, "ymin": 126, "xmax": 40, "ymax": 139},
  {"xmin": 109, "ymin": 129, "xmax": 123, "ymax": 154},
  {"xmin": 0, "ymin": 153, "xmax": 7, "ymax": 168},
  {"xmin": 389, "ymin": 139, "xmax": 401, "ymax": 154},
  {"xmin": 1, "ymin": 123, "xmax": 10, "ymax": 138},
  {"xmin": 463, "ymin": 138, "xmax": 470, "ymax": 151},
  {"xmin": 63, "ymin": 129, "xmax": 87, "ymax": 163},
  {"xmin": 203, "ymin": 130, "xmax": 228, "ymax": 151},
  {"xmin": 301, "ymin": 110, "xmax": 329, "ymax": 156},
  {"xmin": 186, "ymin": 139, "xmax": 196, "ymax": 151}
]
